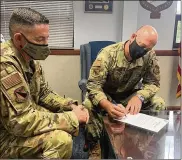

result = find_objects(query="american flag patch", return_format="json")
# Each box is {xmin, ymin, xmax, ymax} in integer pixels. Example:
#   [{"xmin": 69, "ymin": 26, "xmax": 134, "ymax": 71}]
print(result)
[{"xmin": 1, "ymin": 72, "xmax": 22, "ymax": 90}]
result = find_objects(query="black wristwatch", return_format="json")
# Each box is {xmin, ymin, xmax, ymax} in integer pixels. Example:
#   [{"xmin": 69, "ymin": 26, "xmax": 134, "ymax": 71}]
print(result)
[{"xmin": 136, "ymin": 94, "xmax": 145, "ymax": 103}]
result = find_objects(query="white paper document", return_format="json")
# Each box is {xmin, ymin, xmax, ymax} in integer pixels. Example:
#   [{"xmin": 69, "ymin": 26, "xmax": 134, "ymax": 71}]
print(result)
[{"xmin": 115, "ymin": 113, "xmax": 169, "ymax": 132}]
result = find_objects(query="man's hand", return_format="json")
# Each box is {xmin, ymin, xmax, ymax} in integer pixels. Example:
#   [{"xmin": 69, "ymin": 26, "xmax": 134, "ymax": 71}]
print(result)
[
  {"xmin": 126, "ymin": 96, "xmax": 142, "ymax": 115},
  {"xmin": 99, "ymin": 99, "xmax": 127, "ymax": 119},
  {"xmin": 106, "ymin": 103, "xmax": 127, "ymax": 119},
  {"xmin": 72, "ymin": 105, "xmax": 89, "ymax": 124}
]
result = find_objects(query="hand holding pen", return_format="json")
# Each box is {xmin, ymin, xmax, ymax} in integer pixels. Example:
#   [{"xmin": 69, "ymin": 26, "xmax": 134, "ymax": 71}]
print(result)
[
  {"xmin": 99, "ymin": 99, "xmax": 127, "ymax": 119},
  {"xmin": 112, "ymin": 100, "xmax": 127, "ymax": 119},
  {"xmin": 103, "ymin": 100, "xmax": 127, "ymax": 119}
]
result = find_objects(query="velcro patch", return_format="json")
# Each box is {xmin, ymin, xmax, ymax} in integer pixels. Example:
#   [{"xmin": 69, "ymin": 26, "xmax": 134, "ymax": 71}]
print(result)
[
  {"xmin": 6, "ymin": 66, "xmax": 15, "ymax": 74},
  {"xmin": 1, "ymin": 70, "xmax": 7, "ymax": 77},
  {"xmin": 14, "ymin": 86, "xmax": 29, "ymax": 103},
  {"xmin": 1, "ymin": 72, "xmax": 22, "ymax": 90}
]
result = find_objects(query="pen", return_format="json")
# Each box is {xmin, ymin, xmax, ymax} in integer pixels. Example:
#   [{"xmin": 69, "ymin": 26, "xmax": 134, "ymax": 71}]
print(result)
[
  {"xmin": 112, "ymin": 100, "xmax": 117, "ymax": 106},
  {"xmin": 112, "ymin": 100, "xmax": 127, "ymax": 118}
]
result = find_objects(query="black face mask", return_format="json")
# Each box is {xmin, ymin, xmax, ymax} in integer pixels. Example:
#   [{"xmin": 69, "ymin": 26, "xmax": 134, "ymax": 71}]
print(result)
[{"xmin": 129, "ymin": 39, "xmax": 149, "ymax": 61}]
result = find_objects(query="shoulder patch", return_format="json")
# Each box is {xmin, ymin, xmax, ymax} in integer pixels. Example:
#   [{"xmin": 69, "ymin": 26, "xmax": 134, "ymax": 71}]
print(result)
[{"xmin": 1, "ymin": 72, "xmax": 22, "ymax": 90}]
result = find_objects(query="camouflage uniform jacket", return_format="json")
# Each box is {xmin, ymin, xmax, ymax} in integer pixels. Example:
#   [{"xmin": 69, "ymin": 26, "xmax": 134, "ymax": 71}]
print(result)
[
  {"xmin": 0, "ymin": 40, "xmax": 79, "ymax": 140},
  {"xmin": 86, "ymin": 42, "xmax": 160, "ymax": 105}
]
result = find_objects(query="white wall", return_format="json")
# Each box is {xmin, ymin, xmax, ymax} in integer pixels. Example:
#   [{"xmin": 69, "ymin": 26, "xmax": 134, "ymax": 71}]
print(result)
[
  {"xmin": 122, "ymin": 1, "xmax": 177, "ymax": 50},
  {"xmin": 74, "ymin": 1, "xmax": 123, "ymax": 49},
  {"xmin": 122, "ymin": 1, "xmax": 139, "ymax": 41}
]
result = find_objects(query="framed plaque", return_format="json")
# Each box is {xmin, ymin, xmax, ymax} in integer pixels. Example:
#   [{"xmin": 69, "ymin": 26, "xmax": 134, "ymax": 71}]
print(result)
[
  {"xmin": 173, "ymin": 14, "xmax": 181, "ymax": 49},
  {"xmin": 85, "ymin": 0, "xmax": 113, "ymax": 13}
]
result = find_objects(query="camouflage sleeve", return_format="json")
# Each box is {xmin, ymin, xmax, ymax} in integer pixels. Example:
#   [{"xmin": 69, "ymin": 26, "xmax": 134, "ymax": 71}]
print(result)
[
  {"xmin": 137, "ymin": 51, "xmax": 160, "ymax": 101},
  {"xmin": 86, "ymin": 49, "xmax": 110, "ymax": 106},
  {"xmin": 37, "ymin": 62, "xmax": 78, "ymax": 112},
  {"xmin": 0, "ymin": 63, "xmax": 79, "ymax": 137}
]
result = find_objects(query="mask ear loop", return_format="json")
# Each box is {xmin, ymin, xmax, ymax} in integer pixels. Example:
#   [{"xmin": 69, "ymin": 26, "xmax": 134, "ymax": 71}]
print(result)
[
  {"xmin": 130, "ymin": 34, "xmax": 138, "ymax": 45},
  {"xmin": 20, "ymin": 33, "xmax": 29, "ymax": 42},
  {"xmin": 18, "ymin": 33, "xmax": 27, "ymax": 49}
]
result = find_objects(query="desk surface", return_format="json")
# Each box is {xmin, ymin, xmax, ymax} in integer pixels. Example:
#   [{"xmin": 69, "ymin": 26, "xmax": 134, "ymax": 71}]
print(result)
[{"xmin": 103, "ymin": 110, "xmax": 181, "ymax": 159}]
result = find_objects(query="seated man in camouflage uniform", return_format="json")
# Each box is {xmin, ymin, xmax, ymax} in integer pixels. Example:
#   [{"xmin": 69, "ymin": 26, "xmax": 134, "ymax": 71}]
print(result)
[
  {"xmin": 83, "ymin": 25, "xmax": 166, "ymax": 159},
  {"xmin": 0, "ymin": 7, "xmax": 89, "ymax": 159}
]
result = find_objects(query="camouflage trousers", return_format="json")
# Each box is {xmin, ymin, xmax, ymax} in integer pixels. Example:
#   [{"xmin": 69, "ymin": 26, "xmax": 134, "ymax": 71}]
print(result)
[
  {"xmin": 83, "ymin": 92, "xmax": 166, "ymax": 143},
  {"xmin": 0, "ymin": 106, "xmax": 73, "ymax": 159},
  {"xmin": 0, "ymin": 130, "xmax": 72, "ymax": 159}
]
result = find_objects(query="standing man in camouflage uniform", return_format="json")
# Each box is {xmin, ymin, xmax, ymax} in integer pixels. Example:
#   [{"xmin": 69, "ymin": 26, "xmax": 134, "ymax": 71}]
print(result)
[
  {"xmin": 83, "ymin": 25, "xmax": 166, "ymax": 159},
  {"xmin": 0, "ymin": 7, "xmax": 89, "ymax": 159}
]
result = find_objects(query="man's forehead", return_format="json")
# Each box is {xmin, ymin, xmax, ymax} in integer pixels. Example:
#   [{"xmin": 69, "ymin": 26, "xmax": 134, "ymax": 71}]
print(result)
[
  {"xmin": 136, "ymin": 37, "xmax": 155, "ymax": 48},
  {"xmin": 136, "ymin": 37, "xmax": 146, "ymax": 45},
  {"xmin": 25, "ymin": 24, "xmax": 49, "ymax": 31},
  {"xmin": 25, "ymin": 26, "xmax": 49, "ymax": 37}
]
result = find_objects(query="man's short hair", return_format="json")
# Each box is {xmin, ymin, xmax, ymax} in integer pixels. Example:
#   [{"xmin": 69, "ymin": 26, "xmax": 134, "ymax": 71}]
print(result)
[{"xmin": 9, "ymin": 7, "xmax": 49, "ymax": 37}]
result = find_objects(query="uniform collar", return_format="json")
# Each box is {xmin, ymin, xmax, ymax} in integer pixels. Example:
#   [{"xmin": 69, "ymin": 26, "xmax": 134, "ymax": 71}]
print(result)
[{"xmin": 8, "ymin": 39, "xmax": 31, "ymax": 72}]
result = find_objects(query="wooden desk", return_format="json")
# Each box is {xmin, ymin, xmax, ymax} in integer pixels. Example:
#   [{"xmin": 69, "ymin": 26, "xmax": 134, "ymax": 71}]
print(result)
[{"xmin": 101, "ymin": 111, "xmax": 181, "ymax": 159}]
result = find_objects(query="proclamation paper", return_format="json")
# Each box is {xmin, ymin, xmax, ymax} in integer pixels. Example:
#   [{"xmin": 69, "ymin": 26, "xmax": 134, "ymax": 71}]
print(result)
[{"xmin": 115, "ymin": 113, "xmax": 169, "ymax": 132}]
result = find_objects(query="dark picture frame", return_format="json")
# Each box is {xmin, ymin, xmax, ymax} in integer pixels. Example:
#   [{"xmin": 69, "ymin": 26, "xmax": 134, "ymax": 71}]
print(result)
[
  {"xmin": 85, "ymin": 0, "xmax": 113, "ymax": 13},
  {"xmin": 173, "ymin": 14, "xmax": 181, "ymax": 49}
]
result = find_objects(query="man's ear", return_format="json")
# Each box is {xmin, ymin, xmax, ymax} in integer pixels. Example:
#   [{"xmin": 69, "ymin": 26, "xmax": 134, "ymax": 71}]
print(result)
[
  {"xmin": 13, "ymin": 33, "xmax": 24, "ymax": 48},
  {"xmin": 131, "ymin": 33, "xmax": 137, "ymax": 39},
  {"xmin": 129, "ymin": 33, "xmax": 137, "ymax": 43},
  {"xmin": 14, "ymin": 33, "xmax": 22, "ymax": 42}
]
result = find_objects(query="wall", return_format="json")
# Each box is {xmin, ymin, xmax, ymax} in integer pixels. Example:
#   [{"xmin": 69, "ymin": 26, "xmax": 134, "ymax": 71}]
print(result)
[
  {"xmin": 158, "ymin": 56, "xmax": 180, "ymax": 106},
  {"xmin": 40, "ymin": 56, "xmax": 81, "ymax": 103},
  {"xmin": 74, "ymin": 1, "xmax": 123, "ymax": 48},
  {"xmin": 122, "ymin": 1, "xmax": 139, "ymax": 41},
  {"xmin": 42, "ymin": 1, "xmax": 180, "ymax": 106}
]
